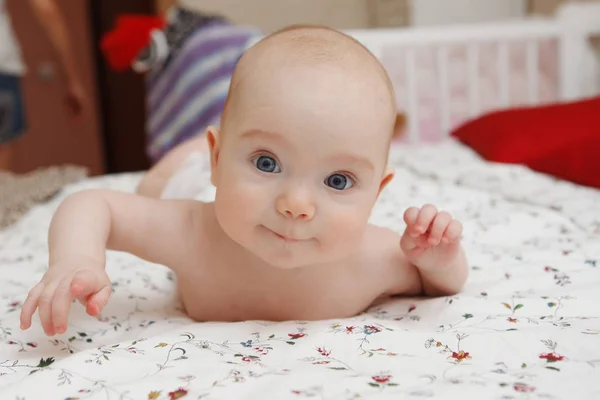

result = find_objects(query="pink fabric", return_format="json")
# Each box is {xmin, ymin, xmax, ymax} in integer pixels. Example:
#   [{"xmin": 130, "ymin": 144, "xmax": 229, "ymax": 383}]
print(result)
[{"xmin": 381, "ymin": 39, "xmax": 560, "ymax": 142}]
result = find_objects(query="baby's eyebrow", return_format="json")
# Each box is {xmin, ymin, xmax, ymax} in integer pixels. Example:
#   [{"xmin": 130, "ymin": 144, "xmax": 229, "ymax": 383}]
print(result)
[
  {"xmin": 240, "ymin": 129, "xmax": 289, "ymax": 146},
  {"xmin": 328, "ymin": 153, "xmax": 374, "ymax": 172}
]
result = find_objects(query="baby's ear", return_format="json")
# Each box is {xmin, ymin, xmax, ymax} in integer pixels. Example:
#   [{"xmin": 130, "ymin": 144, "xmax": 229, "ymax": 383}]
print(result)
[
  {"xmin": 377, "ymin": 167, "xmax": 394, "ymax": 198},
  {"xmin": 206, "ymin": 126, "xmax": 221, "ymax": 186}
]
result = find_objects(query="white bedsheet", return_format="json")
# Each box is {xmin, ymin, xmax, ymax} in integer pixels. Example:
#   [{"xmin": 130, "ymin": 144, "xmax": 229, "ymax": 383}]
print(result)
[{"xmin": 1, "ymin": 140, "xmax": 599, "ymax": 400}]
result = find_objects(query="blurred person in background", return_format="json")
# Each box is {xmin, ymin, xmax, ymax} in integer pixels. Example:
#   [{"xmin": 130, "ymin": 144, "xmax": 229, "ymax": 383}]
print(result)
[
  {"xmin": 102, "ymin": 1, "xmax": 406, "ymax": 168},
  {"xmin": 101, "ymin": 0, "xmax": 262, "ymax": 165},
  {"xmin": 0, "ymin": 0, "xmax": 87, "ymax": 171}
]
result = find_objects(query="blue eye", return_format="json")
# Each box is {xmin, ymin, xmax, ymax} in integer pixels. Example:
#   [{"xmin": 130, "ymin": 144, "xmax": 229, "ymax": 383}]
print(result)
[
  {"xmin": 325, "ymin": 173, "xmax": 354, "ymax": 190},
  {"xmin": 253, "ymin": 155, "xmax": 281, "ymax": 173}
]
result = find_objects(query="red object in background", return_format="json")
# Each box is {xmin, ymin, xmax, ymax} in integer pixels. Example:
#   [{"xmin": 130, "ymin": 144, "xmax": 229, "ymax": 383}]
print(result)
[
  {"xmin": 100, "ymin": 14, "xmax": 166, "ymax": 71},
  {"xmin": 451, "ymin": 96, "xmax": 600, "ymax": 189}
]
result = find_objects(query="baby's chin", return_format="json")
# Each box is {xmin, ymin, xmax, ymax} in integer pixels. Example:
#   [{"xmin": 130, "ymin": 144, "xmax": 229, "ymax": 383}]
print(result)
[
  {"xmin": 216, "ymin": 219, "xmax": 349, "ymax": 269},
  {"xmin": 221, "ymin": 227, "xmax": 315, "ymax": 269},
  {"xmin": 250, "ymin": 244, "xmax": 350, "ymax": 270},
  {"xmin": 251, "ymin": 247, "xmax": 317, "ymax": 270}
]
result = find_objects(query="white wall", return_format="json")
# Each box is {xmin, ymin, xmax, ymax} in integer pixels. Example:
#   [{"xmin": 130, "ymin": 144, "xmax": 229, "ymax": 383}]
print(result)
[
  {"xmin": 411, "ymin": 0, "xmax": 526, "ymax": 26},
  {"xmin": 179, "ymin": 0, "xmax": 529, "ymax": 32},
  {"xmin": 180, "ymin": 0, "xmax": 372, "ymax": 32}
]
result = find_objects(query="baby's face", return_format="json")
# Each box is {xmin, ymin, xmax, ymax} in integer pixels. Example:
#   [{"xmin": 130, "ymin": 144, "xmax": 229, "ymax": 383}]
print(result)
[{"xmin": 211, "ymin": 64, "xmax": 394, "ymax": 269}]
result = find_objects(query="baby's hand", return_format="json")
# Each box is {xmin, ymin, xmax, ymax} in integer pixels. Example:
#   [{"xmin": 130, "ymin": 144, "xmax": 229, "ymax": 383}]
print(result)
[
  {"xmin": 20, "ymin": 261, "xmax": 111, "ymax": 336},
  {"xmin": 400, "ymin": 204, "xmax": 463, "ymax": 271}
]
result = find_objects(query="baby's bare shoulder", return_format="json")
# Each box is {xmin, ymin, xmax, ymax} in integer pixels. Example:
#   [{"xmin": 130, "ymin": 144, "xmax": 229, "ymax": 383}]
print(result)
[
  {"xmin": 103, "ymin": 192, "xmax": 209, "ymax": 270},
  {"xmin": 358, "ymin": 224, "xmax": 422, "ymax": 297}
]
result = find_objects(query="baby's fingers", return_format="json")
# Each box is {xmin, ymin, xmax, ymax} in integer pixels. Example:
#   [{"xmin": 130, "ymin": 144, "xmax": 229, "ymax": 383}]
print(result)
[
  {"xmin": 70, "ymin": 269, "xmax": 111, "ymax": 317},
  {"xmin": 20, "ymin": 283, "xmax": 44, "ymax": 330},
  {"xmin": 71, "ymin": 269, "xmax": 101, "ymax": 298},
  {"xmin": 443, "ymin": 220, "xmax": 463, "ymax": 243},
  {"xmin": 403, "ymin": 207, "xmax": 419, "ymax": 225},
  {"xmin": 38, "ymin": 283, "xmax": 59, "ymax": 336},
  {"xmin": 429, "ymin": 212, "xmax": 452, "ymax": 245},
  {"xmin": 86, "ymin": 285, "xmax": 112, "ymax": 317},
  {"xmin": 403, "ymin": 207, "xmax": 420, "ymax": 237},
  {"xmin": 415, "ymin": 204, "xmax": 438, "ymax": 234},
  {"xmin": 52, "ymin": 278, "xmax": 77, "ymax": 335}
]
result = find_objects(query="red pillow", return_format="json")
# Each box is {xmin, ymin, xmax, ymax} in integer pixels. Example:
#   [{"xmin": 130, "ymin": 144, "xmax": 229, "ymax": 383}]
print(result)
[{"xmin": 451, "ymin": 96, "xmax": 600, "ymax": 189}]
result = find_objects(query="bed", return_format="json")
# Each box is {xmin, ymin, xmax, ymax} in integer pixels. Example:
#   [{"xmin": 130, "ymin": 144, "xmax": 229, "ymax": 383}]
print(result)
[{"xmin": 1, "ymin": 3, "xmax": 600, "ymax": 399}]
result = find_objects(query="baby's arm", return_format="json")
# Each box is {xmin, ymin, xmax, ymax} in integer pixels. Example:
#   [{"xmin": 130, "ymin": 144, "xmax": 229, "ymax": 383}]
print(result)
[
  {"xmin": 381, "ymin": 204, "xmax": 468, "ymax": 297},
  {"xmin": 399, "ymin": 204, "xmax": 468, "ymax": 296},
  {"xmin": 20, "ymin": 189, "xmax": 202, "ymax": 336},
  {"xmin": 409, "ymin": 246, "xmax": 468, "ymax": 296}
]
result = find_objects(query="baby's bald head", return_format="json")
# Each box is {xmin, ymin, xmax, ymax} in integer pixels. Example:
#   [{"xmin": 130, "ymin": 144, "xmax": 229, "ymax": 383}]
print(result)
[
  {"xmin": 220, "ymin": 25, "xmax": 397, "ymax": 143},
  {"xmin": 208, "ymin": 27, "xmax": 399, "ymax": 265}
]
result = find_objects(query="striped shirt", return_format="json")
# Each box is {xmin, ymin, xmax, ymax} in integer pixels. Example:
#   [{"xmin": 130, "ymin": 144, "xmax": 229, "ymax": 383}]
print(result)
[{"xmin": 143, "ymin": 8, "xmax": 262, "ymax": 163}]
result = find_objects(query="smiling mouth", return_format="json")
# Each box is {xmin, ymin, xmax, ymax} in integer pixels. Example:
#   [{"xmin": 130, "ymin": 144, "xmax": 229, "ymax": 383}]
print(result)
[{"xmin": 265, "ymin": 227, "xmax": 306, "ymax": 242}]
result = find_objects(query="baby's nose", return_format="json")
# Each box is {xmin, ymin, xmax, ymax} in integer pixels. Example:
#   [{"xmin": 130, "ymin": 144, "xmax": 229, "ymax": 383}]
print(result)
[{"xmin": 276, "ymin": 189, "xmax": 315, "ymax": 221}]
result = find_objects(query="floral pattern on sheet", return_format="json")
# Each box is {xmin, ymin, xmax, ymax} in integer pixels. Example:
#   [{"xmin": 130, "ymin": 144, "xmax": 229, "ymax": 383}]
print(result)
[{"xmin": 1, "ymin": 142, "xmax": 600, "ymax": 400}]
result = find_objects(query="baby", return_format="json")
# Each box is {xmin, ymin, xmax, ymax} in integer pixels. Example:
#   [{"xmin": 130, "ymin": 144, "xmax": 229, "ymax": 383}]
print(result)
[{"xmin": 20, "ymin": 26, "xmax": 468, "ymax": 337}]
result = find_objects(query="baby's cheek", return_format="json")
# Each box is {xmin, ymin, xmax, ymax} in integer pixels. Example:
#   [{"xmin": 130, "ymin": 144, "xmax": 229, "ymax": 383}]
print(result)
[
  {"xmin": 323, "ymin": 205, "xmax": 368, "ymax": 248},
  {"xmin": 216, "ymin": 179, "xmax": 266, "ymax": 226}
]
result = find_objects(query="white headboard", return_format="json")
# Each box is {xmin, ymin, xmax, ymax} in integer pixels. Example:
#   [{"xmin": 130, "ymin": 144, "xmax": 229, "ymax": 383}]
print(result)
[{"xmin": 344, "ymin": 2, "xmax": 600, "ymax": 143}]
